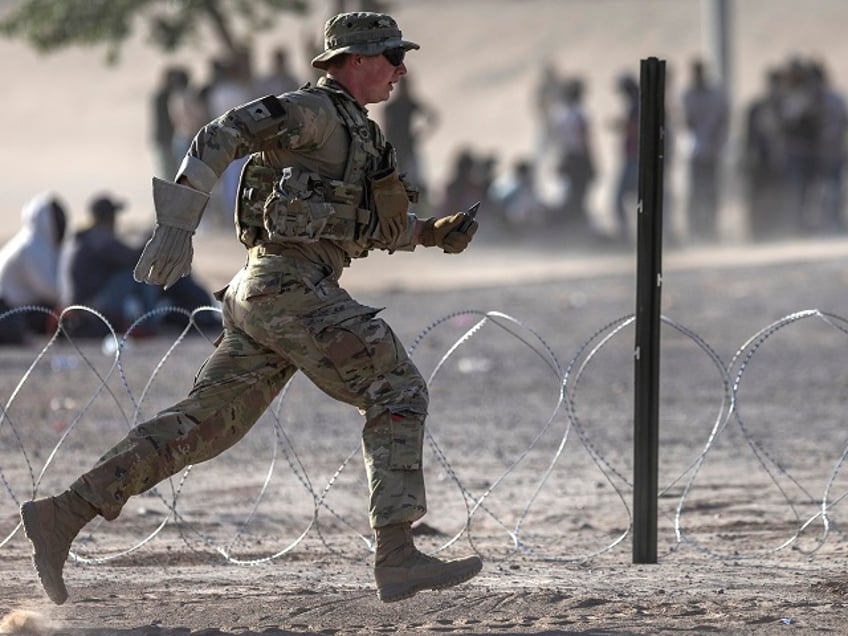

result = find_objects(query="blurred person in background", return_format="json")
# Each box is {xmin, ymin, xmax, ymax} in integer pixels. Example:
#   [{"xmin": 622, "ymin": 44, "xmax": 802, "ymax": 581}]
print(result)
[
  {"xmin": 0, "ymin": 193, "xmax": 67, "ymax": 344},
  {"xmin": 253, "ymin": 46, "xmax": 301, "ymax": 97},
  {"xmin": 531, "ymin": 62, "xmax": 566, "ymax": 208},
  {"xmin": 744, "ymin": 68, "xmax": 790, "ymax": 241},
  {"xmin": 682, "ymin": 58, "xmax": 729, "ymax": 243},
  {"xmin": 780, "ymin": 57, "xmax": 822, "ymax": 235},
  {"xmin": 533, "ymin": 62, "xmax": 562, "ymax": 162},
  {"xmin": 59, "ymin": 194, "xmax": 159, "ymax": 336},
  {"xmin": 382, "ymin": 73, "xmax": 439, "ymax": 196},
  {"xmin": 59, "ymin": 194, "xmax": 217, "ymax": 337},
  {"xmin": 207, "ymin": 49, "xmax": 255, "ymax": 224},
  {"xmin": 488, "ymin": 159, "xmax": 550, "ymax": 239},
  {"xmin": 438, "ymin": 147, "xmax": 492, "ymax": 218},
  {"xmin": 168, "ymin": 66, "xmax": 208, "ymax": 169},
  {"xmin": 811, "ymin": 60, "xmax": 848, "ymax": 234},
  {"xmin": 610, "ymin": 72, "xmax": 640, "ymax": 244},
  {"xmin": 151, "ymin": 67, "xmax": 180, "ymax": 179},
  {"xmin": 550, "ymin": 78, "xmax": 597, "ymax": 240}
]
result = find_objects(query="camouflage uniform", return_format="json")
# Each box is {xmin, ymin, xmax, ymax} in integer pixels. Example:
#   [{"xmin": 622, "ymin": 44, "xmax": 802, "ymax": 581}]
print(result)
[
  {"xmin": 72, "ymin": 76, "xmax": 429, "ymax": 529},
  {"xmin": 22, "ymin": 13, "xmax": 481, "ymax": 608}
]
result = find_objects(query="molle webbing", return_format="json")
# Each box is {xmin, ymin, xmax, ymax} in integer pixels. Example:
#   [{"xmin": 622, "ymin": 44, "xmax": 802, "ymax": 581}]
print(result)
[
  {"xmin": 320, "ymin": 87, "xmax": 386, "ymax": 185},
  {"xmin": 235, "ymin": 84, "xmax": 385, "ymax": 247}
]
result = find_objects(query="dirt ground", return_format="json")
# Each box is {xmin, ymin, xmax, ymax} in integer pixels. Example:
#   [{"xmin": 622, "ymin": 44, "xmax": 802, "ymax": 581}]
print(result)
[
  {"xmin": 4, "ymin": 2, "xmax": 848, "ymax": 633},
  {"xmin": 3, "ymin": 236, "xmax": 848, "ymax": 635}
]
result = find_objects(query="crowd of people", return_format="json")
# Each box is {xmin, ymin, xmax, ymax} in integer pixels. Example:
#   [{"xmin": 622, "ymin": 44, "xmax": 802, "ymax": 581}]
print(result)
[
  {"xmin": 150, "ymin": 30, "xmax": 736, "ymax": 249},
  {"xmin": 5, "ymin": 47, "xmax": 845, "ymax": 345},
  {"xmin": 743, "ymin": 55, "xmax": 848, "ymax": 241},
  {"xmin": 430, "ymin": 54, "xmax": 847, "ymax": 248},
  {"xmin": 0, "ymin": 192, "xmax": 219, "ymax": 346},
  {"xmin": 421, "ymin": 60, "xmax": 677, "ymax": 246},
  {"xmin": 426, "ymin": 59, "xmax": 693, "ymax": 247}
]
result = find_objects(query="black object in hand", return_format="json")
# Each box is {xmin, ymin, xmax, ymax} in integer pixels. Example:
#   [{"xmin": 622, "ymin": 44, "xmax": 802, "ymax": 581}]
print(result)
[{"xmin": 458, "ymin": 201, "xmax": 480, "ymax": 233}]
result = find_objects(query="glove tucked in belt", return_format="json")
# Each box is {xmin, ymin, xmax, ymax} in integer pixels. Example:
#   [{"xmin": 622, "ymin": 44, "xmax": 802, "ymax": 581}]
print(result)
[{"xmin": 371, "ymin": 168, "xmax": 409, "ymax": 244}]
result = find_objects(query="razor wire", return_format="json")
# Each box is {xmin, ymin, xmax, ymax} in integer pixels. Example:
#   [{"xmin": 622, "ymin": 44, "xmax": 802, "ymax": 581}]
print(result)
[{"xmin": 2, "ymin": 303, "xmax": 848, "ymax": 565}]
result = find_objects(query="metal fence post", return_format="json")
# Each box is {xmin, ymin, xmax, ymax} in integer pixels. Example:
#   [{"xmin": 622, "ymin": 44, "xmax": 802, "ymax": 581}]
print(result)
[{"xmin": 633, "ymin": 56, "xmax": 666, "ymax": 564}]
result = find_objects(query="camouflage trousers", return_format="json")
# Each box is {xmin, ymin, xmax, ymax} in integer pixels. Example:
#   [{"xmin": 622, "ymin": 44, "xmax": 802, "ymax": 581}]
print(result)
[{"xmin": 72, "ymin": 252, "xmax": 429, "ymax": 528}]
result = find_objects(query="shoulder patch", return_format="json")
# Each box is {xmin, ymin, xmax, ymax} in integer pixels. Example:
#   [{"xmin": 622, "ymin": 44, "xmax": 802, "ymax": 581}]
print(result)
[{"xmin": 247, "ymin": 96, "xmax": 286, "ymax": 122}]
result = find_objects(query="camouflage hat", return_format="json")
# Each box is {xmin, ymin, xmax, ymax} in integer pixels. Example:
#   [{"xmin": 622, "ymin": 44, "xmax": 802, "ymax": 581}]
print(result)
[{"xmin": 311, "ymin": 12, "xmax": 419, "ymax": 70}]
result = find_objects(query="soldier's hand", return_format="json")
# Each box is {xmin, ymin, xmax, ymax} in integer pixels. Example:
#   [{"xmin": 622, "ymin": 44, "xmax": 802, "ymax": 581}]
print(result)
[
  {"xmin": 420, "ymin": 212, "xmax": 478, "ymax": 254},
  {"xmin": 133, "ymin": 177, "xmax": 209, "ymax": 289},
  {"xmin": 372, "ymin": 168, "xmax": 409, "ymax": 243},
  {"xmin": 133, "ymin": 226, "xmax": 193, "ymax": 289}
]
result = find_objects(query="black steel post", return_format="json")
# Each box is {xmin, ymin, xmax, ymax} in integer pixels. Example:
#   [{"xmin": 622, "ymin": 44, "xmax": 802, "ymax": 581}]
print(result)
[{"xmin": 633, "ymin": 57, "xmax": 665, "ymax": 564}]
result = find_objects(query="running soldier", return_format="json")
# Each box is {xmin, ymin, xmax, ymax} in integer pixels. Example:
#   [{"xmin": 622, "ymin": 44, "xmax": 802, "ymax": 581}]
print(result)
[{"xmin": 21, "ymin": 11, "xmax": 481, "ymax": 605}]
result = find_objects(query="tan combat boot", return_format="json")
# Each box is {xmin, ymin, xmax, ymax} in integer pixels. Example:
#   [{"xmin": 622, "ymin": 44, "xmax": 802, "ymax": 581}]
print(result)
[
  {"xmin": 20, "ymin": 489, "xmax": 98, "ymax": 605},
  {"xmin": 374, "ymin": 522, "xmax": 482, "ymax": 602}
]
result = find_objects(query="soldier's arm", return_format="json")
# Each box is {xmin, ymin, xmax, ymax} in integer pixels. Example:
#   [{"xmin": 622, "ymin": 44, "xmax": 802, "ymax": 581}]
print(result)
[{"xmin": 175, "ymin": 92, "xmax": 332, "ymax": 194}]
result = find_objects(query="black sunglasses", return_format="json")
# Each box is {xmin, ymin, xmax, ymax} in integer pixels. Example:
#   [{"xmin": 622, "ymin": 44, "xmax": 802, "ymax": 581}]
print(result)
[{"xmin": 382, "ymin": 47, "xmax": 406, "ymax": 67}]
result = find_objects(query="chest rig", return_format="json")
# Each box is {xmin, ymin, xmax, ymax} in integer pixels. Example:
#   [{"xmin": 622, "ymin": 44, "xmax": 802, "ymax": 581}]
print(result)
[{"xmin": 235, "ymin": 83, "xmax": 387, "ymax": 249}]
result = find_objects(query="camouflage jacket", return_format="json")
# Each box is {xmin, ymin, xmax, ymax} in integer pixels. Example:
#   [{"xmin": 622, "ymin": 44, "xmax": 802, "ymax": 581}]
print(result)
[{"xmin": 178, "ymin": 77, "xmax": 417, "ymax": 278}]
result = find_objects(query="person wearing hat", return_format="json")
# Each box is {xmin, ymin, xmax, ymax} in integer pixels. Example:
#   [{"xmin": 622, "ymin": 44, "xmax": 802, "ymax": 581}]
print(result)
[
  {"xmin": 58, "ymin": 193, "xmax": 160, "ymax": 335},
  {"xmin": 59, "ymin": 194, "xmax": 218, "ymax": 337},
  {"xmin": 21, "ymin": 11, "xmax": 481, "ymax": 606}
]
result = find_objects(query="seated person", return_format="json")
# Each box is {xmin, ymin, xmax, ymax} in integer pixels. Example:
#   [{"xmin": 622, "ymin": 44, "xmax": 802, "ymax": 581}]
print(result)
[
  {"xmin": 60, "ymin": 194, "xmax": 219, "ymax": 336},
  {"xmin": 0, "ymin": 193, "xmax": 67, "ymax": 344},
  {"xmin": 489, "ymin": 159, "xmax": 550, "ymax": 233}
]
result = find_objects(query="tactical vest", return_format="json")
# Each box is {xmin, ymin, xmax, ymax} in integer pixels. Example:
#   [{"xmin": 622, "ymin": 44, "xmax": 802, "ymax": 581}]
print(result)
[{"xmin": 235, "ymin": 84, "xmax": 387, "ymax": 250}]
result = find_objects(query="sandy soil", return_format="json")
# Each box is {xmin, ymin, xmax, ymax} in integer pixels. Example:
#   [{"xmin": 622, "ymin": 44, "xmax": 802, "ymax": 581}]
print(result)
[
  {"xmin": 4, "ymin": 1, "xmax": 848, "ymax": 633},
  {"xmin": 3, "ymin": 236, "xmax": 848, "ymax": 634}
]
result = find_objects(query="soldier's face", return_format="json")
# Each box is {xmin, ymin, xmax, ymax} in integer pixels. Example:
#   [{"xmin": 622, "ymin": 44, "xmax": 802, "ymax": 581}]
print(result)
[{"xmin": 358, "ymin": 53, "xmax": 406, "ymax": 104}]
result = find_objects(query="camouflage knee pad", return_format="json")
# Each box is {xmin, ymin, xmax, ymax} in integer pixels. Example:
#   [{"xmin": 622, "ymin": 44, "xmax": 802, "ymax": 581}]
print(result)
[{"xmin": 362, "ymin": 410, "xmax": 427, "ymax": 528}]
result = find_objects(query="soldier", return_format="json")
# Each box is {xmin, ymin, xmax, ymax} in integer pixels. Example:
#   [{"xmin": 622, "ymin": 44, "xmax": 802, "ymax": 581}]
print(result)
[{"xmin": 20, "ymin": 11, "xmax": 481, "ymax": 605}]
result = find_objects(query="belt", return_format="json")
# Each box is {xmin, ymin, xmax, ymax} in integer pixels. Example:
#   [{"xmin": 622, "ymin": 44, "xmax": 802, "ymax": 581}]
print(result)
[{"xmin": 248, "ymin": 243, "xmax": 290, "ymax": 258}]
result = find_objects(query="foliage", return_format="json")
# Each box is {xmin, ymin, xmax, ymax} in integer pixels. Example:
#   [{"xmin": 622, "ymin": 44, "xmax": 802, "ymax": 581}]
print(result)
[{"xmin": 0, "ymin": 0, "xmax": 309, "ymax": 63}]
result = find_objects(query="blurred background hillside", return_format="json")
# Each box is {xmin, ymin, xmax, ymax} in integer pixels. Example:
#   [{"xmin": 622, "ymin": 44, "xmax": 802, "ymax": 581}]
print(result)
[{"xmin": 2, "ymin": 0, "xmax": 847, "ymax": 253}]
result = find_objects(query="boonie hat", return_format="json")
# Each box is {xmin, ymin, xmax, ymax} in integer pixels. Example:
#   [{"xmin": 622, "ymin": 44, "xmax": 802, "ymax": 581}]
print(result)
[
  {"xmin": 311, "ymin": 12, "xmax": 419, "ymax": 70},
  {"xmin": 90, "ymin": 194, "xmax": 126, "ymax": 219}
]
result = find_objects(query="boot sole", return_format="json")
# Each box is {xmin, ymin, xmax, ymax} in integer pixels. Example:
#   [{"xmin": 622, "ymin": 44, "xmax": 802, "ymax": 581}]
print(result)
[
  {"xmin": 20, "ymin": 501, "xmax": 69, "ymax": 605},
  {"xmin": 377, "ymin": 558, "xmax": 483, "ymax": 603}
]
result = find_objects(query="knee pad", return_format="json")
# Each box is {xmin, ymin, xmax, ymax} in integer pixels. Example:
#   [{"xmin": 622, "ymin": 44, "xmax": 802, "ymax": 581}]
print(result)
[{"xmin": 363, "ymin": 410, "xmax": 424, "ymax": 471}]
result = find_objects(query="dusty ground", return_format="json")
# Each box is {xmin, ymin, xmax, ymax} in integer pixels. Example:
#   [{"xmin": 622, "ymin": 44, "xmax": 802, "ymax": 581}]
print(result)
[
  {"xmin": 3, "ymin": 1, "xmax": 848, "ymax": 633},
  {"xmin": 3, "ymin": 236, "xmax": 848, "ymax": 635}
]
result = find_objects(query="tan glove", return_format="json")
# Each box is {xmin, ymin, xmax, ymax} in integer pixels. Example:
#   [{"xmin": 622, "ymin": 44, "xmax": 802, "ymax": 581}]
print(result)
[
  {"xmin": 371, "ymin": 168, "xmax": 409, "ymax": 244},
  {"xmin": 420, "ymin": 212, "xmax": 478, "ymax": 254},
  {"xmin": 134, "ymin": 178, "xmax": 209, "ymax": 289}
]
